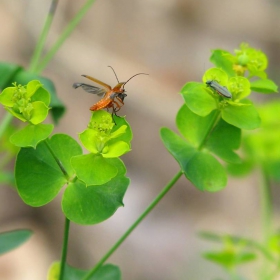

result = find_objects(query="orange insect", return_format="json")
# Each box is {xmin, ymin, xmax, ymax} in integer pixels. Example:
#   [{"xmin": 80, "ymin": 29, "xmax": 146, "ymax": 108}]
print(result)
[{"xmin": 73, "ymin": 66, "xmax": 148, "ymax": 116}]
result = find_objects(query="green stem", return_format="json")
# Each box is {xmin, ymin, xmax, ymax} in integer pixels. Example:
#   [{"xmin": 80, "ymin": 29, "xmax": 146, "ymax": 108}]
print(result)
[
  {"xmin": 0, "ymin": 113, "xmax": 13, "ymax": 140},
  {"xmin": 35, "ymin": 0, "xmax": 97, "ymax": 74},
  {"xmin": 197, "ymin": 110, "xmax": 221, "ymax": 150},
  {"xmin": 29, "ymin": 0, "xmax": 59, "ymax": 72},
  {"xmin": 81, "ymin": 170, "xmax": 183, "ymax": 280},
  {"xmin": 59, "ymin": 217, "xmax": 70, "ymax": 280},
  {"xmin": 260, "ymin": 166, "xmax": 272, "ymax": 243}
]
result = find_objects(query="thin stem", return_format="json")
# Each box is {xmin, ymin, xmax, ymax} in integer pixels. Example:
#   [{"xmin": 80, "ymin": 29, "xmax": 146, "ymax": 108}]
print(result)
[
  {"xmin": 0, "ymin": 113, "xmax": 13, "ymax": 140},
  {"xmin": 197, "ymin": 110, "xmax": 221, "ymax": 150},
  {"xmin": 29, "ymin": 0, "xmax": 59, "ymax": 72},
  {"xmin": 81, "ymin": 170, "xmax": 183, "ymax": 280},
  {"xmin": 59, "ymin": 217, "xmax": 70, "ymax": 280},
  {"xmin": 35, "ymin": 0, "xmax": 97, "ymax": 74},
  {"xmin": 260, "ymin": 166, "xmax": 272, "ymax": 243}
]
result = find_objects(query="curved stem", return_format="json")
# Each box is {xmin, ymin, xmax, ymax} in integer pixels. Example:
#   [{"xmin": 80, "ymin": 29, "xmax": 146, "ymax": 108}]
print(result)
[
  {"xmin": 81, "ymin": 170, "xmax": 183, "ymax": 280},
  {"xmin": 260, "ymin": 166, "xmax": 272, "ymax": 243},
  {"xmin": 59, "ymin": 217, "xmax": 70, "ymax": 280},
  {"xmin": 35, "ymin": 0, "xmax": 97, "ymax": 74},
  {"xmin": 29, "ymin": 0, "xmax": 59, "ymax": 72}
]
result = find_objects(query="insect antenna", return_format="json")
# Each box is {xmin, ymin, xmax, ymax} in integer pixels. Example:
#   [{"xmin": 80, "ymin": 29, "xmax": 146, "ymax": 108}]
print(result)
[
  {"xmin": 123, "ymin": 73, "xmax": 149, "ymax": 88},
  {"xmin": 108, "ymin": 66, "xmax": 120, "ymax": 83}
]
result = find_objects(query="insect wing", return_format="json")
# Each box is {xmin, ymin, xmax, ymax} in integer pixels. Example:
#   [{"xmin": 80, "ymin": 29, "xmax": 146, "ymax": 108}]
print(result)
[{"xmin": 73, "ymin": 83, "xmax": 106, "ymax": 97}]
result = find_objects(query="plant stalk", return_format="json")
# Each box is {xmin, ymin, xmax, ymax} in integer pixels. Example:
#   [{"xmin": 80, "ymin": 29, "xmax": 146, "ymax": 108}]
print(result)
[
  {"xmin": 260, "ymin": 166, "xmax": 272, "ymax": 243},
  {"xmin": 35, "ymin": 0, "xmax": 97, "ymax": 74},
  {"xmin": 82, "ymin": 170, "xmax": 183, "ymax": 280},
  {"xmin": 0, "ymin": 113, "xmax": 13, "ymax": 140},
  {"xmin": 29, "ymin": 0, "xmax": 59, "ymax": 72},
  {"xmin": 59, "ymin": 217, "xmax": 70, "ymax": 280}
]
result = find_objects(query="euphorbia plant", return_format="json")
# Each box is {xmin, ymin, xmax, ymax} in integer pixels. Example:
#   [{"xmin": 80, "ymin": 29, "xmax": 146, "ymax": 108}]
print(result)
[{"xmin": 0, "ymin": 1, "xmax": 279, "ymax": 279}]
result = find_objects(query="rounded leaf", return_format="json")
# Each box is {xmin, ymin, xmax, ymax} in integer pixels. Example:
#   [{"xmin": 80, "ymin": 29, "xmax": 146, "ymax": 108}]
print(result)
[
  {"xmin": 181, "ymin": 82, "xmax": 217, "ymax": 116},
  {"xmin": 210, "ymin": 50, "xmax": 236, "ymax": 77},
  {"xmin": 71, "ymin": 154, "xmax": 118, "ymax": 186},
  {"xmin": 63, "ymin": 159, "xmax": 129, "ymax": 224},
  {"xmin": 29, "ymin": 101, "xmax": 49, "ymax": 124},
  {"xmin": 250, "ymin": 79, "xmax": 278, "ymax": 94},
  {"xmin": 10, "ymin": 123, "xmax": 54, "ymax": 148},
  {"xmin": 222, "ymin": 100, "xmax": 261, "ymax": 130},
  {"xmin": 176, "ymin": 104, "xmax": 220, "ymax": 147},
  {"xmin": 15, "ymin": 134, "xmax": 82, "ymax": 206},
  {"xmin": 0, "ymin": 87, "xmax": 15, "ymax": 106},
  {"xmin": 185, "ymin": 152, "xmax": 227, "ymax": 192},
  {"xmin": 102, "ymin": 141, "xmax": 130, "ymax": 158},
  {"xmin": 202, "ymin": 68, "xmax": 228, "ymax": 85}
]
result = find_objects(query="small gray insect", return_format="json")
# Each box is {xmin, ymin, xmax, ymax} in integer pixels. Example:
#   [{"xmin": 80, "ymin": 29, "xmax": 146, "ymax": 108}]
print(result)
[{"xmin": 206, "ymin": 80, "xmax": 232, "ymax": 99}]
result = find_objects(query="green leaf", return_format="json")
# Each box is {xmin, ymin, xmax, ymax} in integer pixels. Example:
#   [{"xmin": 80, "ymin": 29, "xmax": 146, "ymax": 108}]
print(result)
[
  {"xmin": 185, "ymin": 151, "xmax": 227, "ymax": 192},
  {"xmin": 199, "ymin": 231, "xmax": 274, "ymax": 262},
  {"xmin": 79, "ymin": 112, "xmax": 132, "ymax": 158},
  {"xmin": 0, "ymin": 229, "xmax": 32, "ymax": 254},
  {"xmin": 48, "ymin": 262, "xmax": 121, "ymax": 280},
  {"xmin": 71, "ymin": 154, "xmax": 118, "ymax": 186},
  {"xmin": 102, "ymin": 141, "xmax": 131, "ymax": 158},
  {"xmin": 176, "ymin": 104, "xmax": 219, "ymax": 147},
  {"xmin": 205, "ymin": 119, "xmax": 241, "ymax": 164},
  {"xmin": 29, "ymin": 81, "xmax": 51, "ymax": 106},
  {"xmin": 203, "ymin": 251, "xmax": 256, "ymax": 269},
  {"xmin": 0, "ymin": 62, "xmax": 23, "ymax": 89},
  {"xmin": 202, "ymin": 68, "xmax": 229, "ymax": 86},
  {"xmin": 10, "ymin": 123, "xmax": 54, "ymax": 148},
  {"xmin": 0, "ymin": 87, "xmax": 16, "ymax": 106},
  {"xmin": 250, "ymin": 79, "xmax": 278, "ymax": 94},
  {"xmin": 227, "ymin": 160, "xmax": 254, "ymax": 177},
  {"xmin": 180, "ymin": 82, "xmax": 217, "ymax": 116},
  {"xmin": 79, "ymin": 129, "xmax": 99, "ymax": 154},
  {"xmin": 28, "ymin": 101, "xmax": 50, "ymax": 124},
  {"xmin": 222, "ymin": 100, "xmax": 261, "ymax": 130},
  {"xmin": 209, "ymin": 50, "xmax": 236, "ymax": 76},
  {"xmin": 63, "ymin": 158, "xmax": 129, "ymax": 224},
  {"xmin": 160, "ymin": 128, "xmax": 227, "ymax": 191},
  {"xmin": 15, "ymin": 134, "xmax": 82, "ymax": 206}
]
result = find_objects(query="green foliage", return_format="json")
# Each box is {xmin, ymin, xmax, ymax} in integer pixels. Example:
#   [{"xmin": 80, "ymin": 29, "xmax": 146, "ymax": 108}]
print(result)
[
  {"xmin": 10, "ymin": 123, "xmax": 54, "ymax": 148},
  {"xmin": 229, "ymin": 101, "xmax": 280, "ymax": 181},
  {"xmin": 48, "ymin": 262, "xmax": 121, "ymax": 280},
  {"xmin": 161, "ymin": 43, "xmax": 277, "ymax": 193},
  {"xmin": 15, "ymin": 134, "xmax": 81, "ymax": 206},
  {"xmin": 1, "ymin": 35, "xmax": 280, "ymax": 280},
  {"xmin": 0, "ymin": 62, "xmax": 65, "ymax": 123},
  {"xmin": 0, "ymin": 229, "xmax": 32, "ymax": 254},
  {"xmin": 63, "ymin": 158, "xmax": 129, "ymax": 225},
  {"xmin": 79, "ymin": 110, "xmax": 132, "ymax": 157},
  {"xmin": 13, "ymin": 109, "xmax": 131, "ymax": 224},
  {"xmin": 0, "ymin": 81, "xmax": 50, "ymax": 124}
]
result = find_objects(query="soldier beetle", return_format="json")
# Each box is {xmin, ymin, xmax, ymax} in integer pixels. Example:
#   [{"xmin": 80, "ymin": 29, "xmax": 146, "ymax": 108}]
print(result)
[
  {"xmin": 73, "ymin": 66, "xmax": 148, "ymax": 119},
  {"xmin": 206, "ymin": 80, "xmax": 232, "ymax": 99}
]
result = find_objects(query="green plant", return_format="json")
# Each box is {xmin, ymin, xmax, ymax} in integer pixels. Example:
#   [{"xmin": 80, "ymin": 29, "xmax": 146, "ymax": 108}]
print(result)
[{"xmin": 0, "ymin": 2, "xmax": 279, "ymax": 280}]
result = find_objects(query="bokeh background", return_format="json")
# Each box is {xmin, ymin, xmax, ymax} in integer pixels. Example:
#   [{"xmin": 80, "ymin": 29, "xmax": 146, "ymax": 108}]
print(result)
[{"xmin": 1, "ymin": 0, "xmax": 280, "ymax": 279}]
